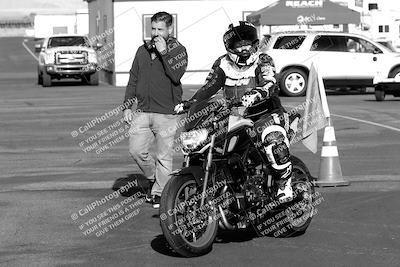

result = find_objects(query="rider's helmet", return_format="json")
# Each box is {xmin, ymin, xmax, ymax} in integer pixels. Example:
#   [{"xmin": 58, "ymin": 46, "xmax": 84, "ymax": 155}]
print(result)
[{"xmin": 223, "ymin": 21, "xmax": 259, "ymax": 67}]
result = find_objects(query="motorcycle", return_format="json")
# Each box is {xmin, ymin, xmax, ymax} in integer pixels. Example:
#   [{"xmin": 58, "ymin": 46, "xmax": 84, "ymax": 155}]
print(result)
[{"xmin": 160, "ymin": 96, "xmax": 315, "ymax": 257}]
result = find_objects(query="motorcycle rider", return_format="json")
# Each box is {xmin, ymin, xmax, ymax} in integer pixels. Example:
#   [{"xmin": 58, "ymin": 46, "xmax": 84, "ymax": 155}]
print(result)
[{"xmin": 175, "ymin": 21, "xmax": 294, "ymax": 201}]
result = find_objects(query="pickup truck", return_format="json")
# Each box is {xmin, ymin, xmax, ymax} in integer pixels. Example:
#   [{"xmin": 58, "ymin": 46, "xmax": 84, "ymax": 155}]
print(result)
[
  {"xmin": 373, "ymin": 76, "xmax": 400, "ymax": 101},
  {"xmin": 37, "ymin": 35, "xmax": 101, "ymax": 87}
]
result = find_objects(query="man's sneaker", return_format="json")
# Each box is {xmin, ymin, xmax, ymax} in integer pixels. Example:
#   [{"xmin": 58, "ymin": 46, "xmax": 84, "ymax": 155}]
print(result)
[
  {"xmin": 145, "ymin": 181, "xmax": 154, "ymax": 203},
  {"xmin": 145, "ymin": 193, "xmax": 152, "ymax": 203},
  {"xmin": 277, "ymin": 177, "xmax": 293, "ymax": 202},
  {"xmin": 152, "ymin": 195, "xmax": 161, "ymax": 209},
  {"xmin": 145, "ymin": 188, "xmax": 152, "ymax": 203}
]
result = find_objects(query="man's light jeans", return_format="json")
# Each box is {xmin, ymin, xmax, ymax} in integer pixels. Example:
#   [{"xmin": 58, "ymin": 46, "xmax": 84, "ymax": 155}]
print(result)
[{"xmin": 128, "ymin": 112, "xmax": 177, "ymax": 197}]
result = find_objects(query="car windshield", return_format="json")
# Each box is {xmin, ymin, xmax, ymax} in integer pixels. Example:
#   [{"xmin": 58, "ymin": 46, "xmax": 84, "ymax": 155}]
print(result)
[
  {"xmin": 47, "ymin": 36, "xmax": 89, "ymax": 48},
  {"xmin": 377, "ymin": 41, "xmax": 397, "ymax": 52}
]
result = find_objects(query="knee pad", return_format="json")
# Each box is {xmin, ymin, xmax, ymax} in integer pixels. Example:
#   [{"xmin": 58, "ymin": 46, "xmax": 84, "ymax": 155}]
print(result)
[{"xmin": 261, "ymin": 126, "xmax": 291, "ymax": 171}]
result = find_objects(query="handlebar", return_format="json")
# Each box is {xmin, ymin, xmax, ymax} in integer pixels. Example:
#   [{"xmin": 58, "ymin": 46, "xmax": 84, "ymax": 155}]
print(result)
[
  {"xmin": 176, "ymin": 87, "xmax": 271, "ymax": 115},
  {"xmin": 225, "ymin": 98, "xmax": 243, "ymax": 108}
]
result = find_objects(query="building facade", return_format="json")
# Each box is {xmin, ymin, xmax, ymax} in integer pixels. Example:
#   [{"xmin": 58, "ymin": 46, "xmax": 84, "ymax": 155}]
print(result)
[
  {"xmin": 85, "ymin": 0, "xmax": 273, "ymax": 86},
  {"xmin": 34, "ymin": 10, "xmax": 89, "ymax": 39},
  {"xmin": 85, "ymin": 0, "xmax": 400, "ymax": 86},
  {"xmin": 343, "ymin": 0, "xmax": 400, "ymax": 50}
]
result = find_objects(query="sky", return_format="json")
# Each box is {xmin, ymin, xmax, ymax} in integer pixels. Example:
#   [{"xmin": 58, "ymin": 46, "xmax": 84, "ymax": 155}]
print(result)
[
  {"xmin": 0, "ymin": 0, "xmax": 87, "ymax": 18},
  {"xmin": 0, "ymin": 0, "xmax": 399, "ymax": 19}
]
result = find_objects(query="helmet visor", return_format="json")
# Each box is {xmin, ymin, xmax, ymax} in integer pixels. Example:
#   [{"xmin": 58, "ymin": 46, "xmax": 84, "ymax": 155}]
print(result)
[{"xmin": 224, "ymin": 25, "xmax": 258, "ymax": 51}]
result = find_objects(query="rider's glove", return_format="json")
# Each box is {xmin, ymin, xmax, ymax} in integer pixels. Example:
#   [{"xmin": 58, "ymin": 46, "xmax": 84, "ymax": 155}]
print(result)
[
  {"xmin": 241, "ymin": 82, "xmax": 275, "ymax": 108},
  {"xmin": 241, "ymin": 90, "xmax": 262, "ymax": 108},
  {"xmin": 257, "ymin": 82, "xmax": 274, "ymax": 98},
  {"xmin": 174, "ymin": 100, "xmax": 193, "ymax": 114}
]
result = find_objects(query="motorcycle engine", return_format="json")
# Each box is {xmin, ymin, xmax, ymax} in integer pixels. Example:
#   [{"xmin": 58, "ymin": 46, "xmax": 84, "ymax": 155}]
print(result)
[
  {"xmin": 242, "ymin": 148, "xmax": 269, "ymax": 205},
  {"xmin": 243, "ymin": 169, "xmax": 266, "ymax": 205}
]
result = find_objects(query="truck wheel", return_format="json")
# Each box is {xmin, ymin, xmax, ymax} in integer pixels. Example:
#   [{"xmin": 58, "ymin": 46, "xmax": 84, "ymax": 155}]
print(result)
[
  {"xmin": 279, "ymin": 68, "xmax": 308, "ymax": 97},
  {"xmin": 375, "ymin": 89, "xmax": 385, "ymax": 101},
  {"xmin": 38, "ymin": 73, "xmax": 43, "ymax": 85},
  {"xmin": 42, "ymin": 73, "xmax": 52, "ymax": 87},
  {"xmin": 89, "ymin": 72, "xmax": 99, "ymax": 86}
]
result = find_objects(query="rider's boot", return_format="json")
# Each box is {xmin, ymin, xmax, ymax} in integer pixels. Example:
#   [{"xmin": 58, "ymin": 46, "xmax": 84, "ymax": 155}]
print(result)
[
  {"xmin": 261, "ymin": 125, "xmax": 293, "ymax": 202},
  {"xmin": 276, "ymin": 174, "xmax": 293, "ymax": 202}
]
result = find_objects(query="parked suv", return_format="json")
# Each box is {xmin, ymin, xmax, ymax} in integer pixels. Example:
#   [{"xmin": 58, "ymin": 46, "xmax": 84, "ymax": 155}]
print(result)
[
  {"xmin": 37, "ymin": 35, "xmax": 101, "ymax": 87},
  {"xmin": 260, "ymin": 31, "xmax": 400, "ymax": 97}
]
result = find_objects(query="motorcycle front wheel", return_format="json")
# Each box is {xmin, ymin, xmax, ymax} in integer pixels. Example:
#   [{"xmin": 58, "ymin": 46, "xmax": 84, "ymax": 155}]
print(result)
[{"xmin": 160, "ymin": 174, "xmax": 218, "ymax": 257}]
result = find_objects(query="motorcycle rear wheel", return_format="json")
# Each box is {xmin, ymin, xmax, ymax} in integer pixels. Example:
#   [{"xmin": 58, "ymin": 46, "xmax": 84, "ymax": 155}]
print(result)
[
  {"xmin": 261, "ymin": 156, "xmax": 315, "ymax": 238},
  {"xmin": 283, "ymin": 156, "xmax": 315, "ymax": 236},
  {"xmin": 160, "ymin": 174, "xmax": 218, "ymax": 257}
]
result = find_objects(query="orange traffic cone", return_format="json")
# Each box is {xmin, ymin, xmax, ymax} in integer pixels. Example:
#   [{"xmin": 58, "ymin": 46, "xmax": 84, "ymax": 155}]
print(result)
[{"xmin": 314, "ymin": 117, "xmax": 350, "ymax": 187}]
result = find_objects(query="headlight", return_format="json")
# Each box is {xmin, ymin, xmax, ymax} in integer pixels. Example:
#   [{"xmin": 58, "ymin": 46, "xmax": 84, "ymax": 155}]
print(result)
[
  {"xmin": 180, "ymin": 129, "xmax": 208, "ymax": 150},
  {"xmin": 88, "ymin": 51, "xmax": 97, "ymax": 64},
  {"xmin": 44, "ymin": 52, "xmax": 54, "ymax": 64}
]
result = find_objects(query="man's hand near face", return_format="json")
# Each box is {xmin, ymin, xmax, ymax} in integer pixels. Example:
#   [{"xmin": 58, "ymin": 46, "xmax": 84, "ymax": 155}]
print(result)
[{"xmin": 154, "ymin": 36, "xmax": 167, "ymax": 54}]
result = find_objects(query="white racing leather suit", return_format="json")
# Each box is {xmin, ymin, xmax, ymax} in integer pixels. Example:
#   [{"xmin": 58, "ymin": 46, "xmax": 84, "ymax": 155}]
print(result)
[{"xmin": 189, "ymin": 53, "xmax": 293, "ymax": 201}]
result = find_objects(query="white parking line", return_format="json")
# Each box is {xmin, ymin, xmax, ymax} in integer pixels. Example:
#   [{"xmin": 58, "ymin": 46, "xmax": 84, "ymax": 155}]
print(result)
[
  {"xmin": 284, "ymin": 104, "xmax": 400, "ymax": 133},
  {"xmin": 0, "ymin": 181, "xmax": 114, "ymax": 192},
  {"xmin": 332, "ymin": 113, "xmax": 400, "ymax": 133},
  {"xmin": 21, "ymin": 40, "xmax": 38, "ymax": 62}
]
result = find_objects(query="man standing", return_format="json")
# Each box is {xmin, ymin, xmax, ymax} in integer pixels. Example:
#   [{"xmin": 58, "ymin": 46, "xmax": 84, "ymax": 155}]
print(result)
[{"xmin": 123, "ymin": 11, "xmax": 188, "ymax": 209}]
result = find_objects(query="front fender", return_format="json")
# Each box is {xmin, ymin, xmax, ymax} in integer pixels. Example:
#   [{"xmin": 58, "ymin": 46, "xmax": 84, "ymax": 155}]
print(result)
[{"xmin": 170, "ymin": 166, "xmax": 205, "ymax": 185}]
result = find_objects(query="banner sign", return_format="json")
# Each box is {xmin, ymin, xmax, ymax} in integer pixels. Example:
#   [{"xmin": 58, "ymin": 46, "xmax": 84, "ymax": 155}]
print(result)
[{"xmin": 286, "ymin": 0, "xmax": 324, "ymax": 8}]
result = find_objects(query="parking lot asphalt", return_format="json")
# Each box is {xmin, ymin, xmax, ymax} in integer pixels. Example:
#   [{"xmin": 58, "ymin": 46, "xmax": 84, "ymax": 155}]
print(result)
[{"xmin": 0, "ymin": 37, "xmax": 400, "ymax": 266}]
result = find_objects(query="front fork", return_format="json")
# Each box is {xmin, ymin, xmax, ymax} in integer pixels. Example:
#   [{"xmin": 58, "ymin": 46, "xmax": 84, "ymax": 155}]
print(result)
[
  {"xmin": 200, "ymin": 132, "xmax": 216, "ymax": 207},
  {"xmin": 183, "ymin": 155, "xmax": 190, "ymax": 167}
]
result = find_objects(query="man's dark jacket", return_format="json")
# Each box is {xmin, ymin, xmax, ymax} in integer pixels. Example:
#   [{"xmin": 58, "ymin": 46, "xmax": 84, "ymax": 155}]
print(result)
[{"xmin": 123, "ymin": 37, "xmax": 188, "ymax": 114}]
